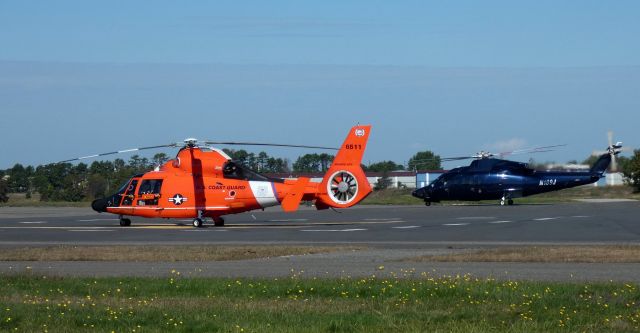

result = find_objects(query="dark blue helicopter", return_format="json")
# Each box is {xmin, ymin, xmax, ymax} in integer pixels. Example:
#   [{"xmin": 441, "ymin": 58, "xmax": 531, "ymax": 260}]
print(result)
[{"xmin": 412, "ymin": 142, "xmax": 624, "ymax": 206}]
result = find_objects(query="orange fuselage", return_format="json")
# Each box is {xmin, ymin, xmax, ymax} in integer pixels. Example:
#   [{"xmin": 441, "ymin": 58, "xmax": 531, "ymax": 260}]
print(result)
[{"xmin": 106, "ymin": 147, "xmax": 320, "ymax": 218}]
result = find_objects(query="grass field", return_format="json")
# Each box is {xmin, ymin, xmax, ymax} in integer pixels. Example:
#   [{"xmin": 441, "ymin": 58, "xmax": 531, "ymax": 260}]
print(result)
[
  {"xmin": 3, "ymin": 245, "xmax": 640, "ymax": 263},
  {"xmin": 1, "ymin": 193, "xmax": 87, "ymax": 208},
  {"xmin": 405, "ymin": 246, "xmax": 640, "ymax": 263},
  {"xmin": 1, "ymin": 274, "xmax": 639, "ymax": 332},
  {"xmin": 0, "ymin": 245, "xmax": 361, "ymax": 262}
]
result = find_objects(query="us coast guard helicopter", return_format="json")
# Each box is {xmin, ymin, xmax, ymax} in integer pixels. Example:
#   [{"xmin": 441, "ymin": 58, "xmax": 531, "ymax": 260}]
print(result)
[
  {"xmin": 60, "ymin": 126, "xmax": 372, "ymax": 227},
  {"xmin": 412, "ymin": 139, "xmax": 626, "ymax": 206}
]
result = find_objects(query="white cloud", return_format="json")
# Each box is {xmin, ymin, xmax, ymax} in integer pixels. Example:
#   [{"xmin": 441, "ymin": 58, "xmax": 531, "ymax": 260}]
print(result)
[{"xmin": 486, "ymin": 138, "xmax": 527, "ymax": 153}]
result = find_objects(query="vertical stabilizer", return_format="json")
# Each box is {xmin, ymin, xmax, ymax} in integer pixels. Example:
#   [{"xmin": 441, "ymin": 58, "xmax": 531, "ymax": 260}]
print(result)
[
  {"xmin": 315, "ymin": 125, "xmax": 372, "ymax": 209},
  {"xmin": 590, "ymin": 153, "xmax": 612, "ymax": 176}
]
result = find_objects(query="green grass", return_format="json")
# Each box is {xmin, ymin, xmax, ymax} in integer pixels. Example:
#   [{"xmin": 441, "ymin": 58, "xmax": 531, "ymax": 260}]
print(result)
[
  {"xmin": 0, "ymin": 193, "xmax": 88, "ymax": 208},
  {"xmin": 0, "ymin": 245, "xmax": 362, "ymax": 262},
  {"xmin": 1, "ymin": 274, "xmax": 639, "ymax": 332},
  {"xmin": 362, "ymin": 185, "xmax": 640, "ymax": 205}
]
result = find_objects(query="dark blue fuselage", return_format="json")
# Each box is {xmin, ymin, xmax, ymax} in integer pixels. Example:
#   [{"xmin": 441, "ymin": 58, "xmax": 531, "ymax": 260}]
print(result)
[{"xmin": 412, "ymin": 156, "xmax": 608, "ymax": 205}]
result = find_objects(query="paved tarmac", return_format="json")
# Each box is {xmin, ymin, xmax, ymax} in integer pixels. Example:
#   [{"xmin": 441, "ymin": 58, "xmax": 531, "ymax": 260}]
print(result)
[{"xmin": 1, "ymin": 201, "xmax": 639, "ymax": 281}]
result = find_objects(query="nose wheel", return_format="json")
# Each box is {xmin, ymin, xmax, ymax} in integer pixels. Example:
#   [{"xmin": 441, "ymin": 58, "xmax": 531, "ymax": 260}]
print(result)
[
  {"xmin": 500, "ymin": 197, "xmax": 514, "ymax": 206},
  {"xmin": 192, "ymin": 218, "xmax": 203, "ymax": 228},
  {"xmin": 213, "ymin": 217, "xmax": 225, "ymax": 227},
  {"xmin": 119, "ymin": 215, "xmax": 131, "ymax": 226}
]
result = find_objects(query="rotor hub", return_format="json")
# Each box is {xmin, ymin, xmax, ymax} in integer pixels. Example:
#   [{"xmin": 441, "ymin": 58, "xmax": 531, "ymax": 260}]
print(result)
[{"xmin": 183, "ymin": 138, "xmax": 199, "ymax": 147}]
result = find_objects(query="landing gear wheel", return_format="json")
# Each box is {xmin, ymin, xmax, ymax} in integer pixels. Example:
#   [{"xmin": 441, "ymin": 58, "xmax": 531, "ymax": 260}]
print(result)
[
  {"xmin": 213, "ymin": 217, "xmax": 225, "ymax": 227},
  {"xmin": 500, "ymin": 198, "xmax": 506, "ymax": 206},
  {"xmin": 424, "ymin": 201, "xmax": 431, "ymax": 206},
  {"xmin": 507, "ymin": 199, "xmax": 514, "ymax": 206},
  {"xmin": 119, "ymin": 218, "xmax": 131, "ymax": 226},
  {"xmin": 192, "ymin": 218, "xmax": 203, "ymax": 228}
]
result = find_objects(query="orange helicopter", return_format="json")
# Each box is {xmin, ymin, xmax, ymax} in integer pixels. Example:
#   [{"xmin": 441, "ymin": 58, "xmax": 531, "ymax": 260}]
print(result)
[{"xmin": 70, "ymin": 125, "xmax": 372, "ymax": 227}]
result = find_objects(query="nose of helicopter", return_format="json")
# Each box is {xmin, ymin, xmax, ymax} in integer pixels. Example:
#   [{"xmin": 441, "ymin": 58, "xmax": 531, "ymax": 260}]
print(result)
[
  {"xmin": 91, "ymin": 198, "xmax": 108, "ymax": 213},
  {"xmin": 412, "ymin": 188, "xmax": 426, "ymax": 199}
]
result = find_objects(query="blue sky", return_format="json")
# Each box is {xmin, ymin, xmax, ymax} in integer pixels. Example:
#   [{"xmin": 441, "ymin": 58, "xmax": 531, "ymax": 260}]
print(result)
[{"xmin": 1, "ymin": 1, "xmax": 639, "ymax": 169}]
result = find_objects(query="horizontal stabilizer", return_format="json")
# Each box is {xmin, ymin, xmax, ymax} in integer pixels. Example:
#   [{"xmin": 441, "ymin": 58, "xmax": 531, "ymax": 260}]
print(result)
[{"xmin": 281, "ymin": 177, "xmax": 310, "ymax": 212}]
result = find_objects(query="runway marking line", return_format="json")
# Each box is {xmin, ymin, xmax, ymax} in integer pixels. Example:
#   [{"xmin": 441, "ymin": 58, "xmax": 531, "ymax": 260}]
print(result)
[
  {"xmin": 456, "ymin": 217, "xmax": 495, "ymax": 220},
  {"xmin": 133, "ymin": 225, "xmax": 193, "ymax": 229},
  {"xmin": 134, "ymin": 220, "xmax": 403, "ymax": 230},
  {"xmin": 0, "ymin": 226, "xmax": 115, "ymax": 229},
  {"xmin": 77, "ymin": 219, "xmax": 119, "ymax": 222},
  {"xmin": 443, "ymin": 223, "xmax": 470, "ymax": 226},
  {"xmin": 488, "ymin": 221, "xmax": 513, "ymax": 224},
  {"xmin": 392, "ymin": 226, "xmax": 420, "ymax": 229},
  {"xmin": 300, "ymin": 228, "xmax": 367, "ymax": 232},
  {"xmin": 534, "ymin": 217, "xmax": 559, "ymax": 221},
  {"xmin": 18, "ymin": 221, "xmax": 47, "ymax": 224},
  {"xmin": 364, "ymin": 218, "xmax": 402, "ymax": 221},
  {"xmin": 68, "ymin": 230, "xmax": 115, "ymax": 232},
  {"xmin": 0, "ymin": 220, "xmax": 404, "ymax": 231}
]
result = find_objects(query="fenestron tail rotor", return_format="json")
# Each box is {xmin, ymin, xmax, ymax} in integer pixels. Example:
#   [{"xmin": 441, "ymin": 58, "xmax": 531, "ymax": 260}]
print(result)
[{"xmin": 327, "ymin": 171, "xmax": 358, "ymax": 204}]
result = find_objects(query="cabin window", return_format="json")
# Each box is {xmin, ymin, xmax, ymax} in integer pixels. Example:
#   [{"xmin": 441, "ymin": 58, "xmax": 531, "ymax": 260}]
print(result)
[
  {"xmin": 223, "ymin": 161, "xmax": 244, "ymax": 180},
  {"xmin": 137, "ymin": 179, "xmax": 163, "ymax": 206},
  {"xmin": 222, "ymin": 161, "xmax": 272, "ymax": 182}
]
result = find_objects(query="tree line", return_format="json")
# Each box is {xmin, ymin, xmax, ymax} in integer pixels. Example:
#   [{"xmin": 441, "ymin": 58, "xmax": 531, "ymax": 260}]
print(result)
[
  {"xmin": 0, "ymin": 149, "xmax": 442, "ymax": 203},
  {"xmin": 5, "ymin": 148, "xmax": 637, "ymax": 203}
]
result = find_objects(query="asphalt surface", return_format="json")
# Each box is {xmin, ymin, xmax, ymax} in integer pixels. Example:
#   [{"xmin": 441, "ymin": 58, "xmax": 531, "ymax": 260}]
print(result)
[
  {"xmin": 1, "ymin": 202, "xmax": 639, "ymax": 245},
  {"xmin": 1, "ymin": 201, "xmax": 639, "ymax": 281}
]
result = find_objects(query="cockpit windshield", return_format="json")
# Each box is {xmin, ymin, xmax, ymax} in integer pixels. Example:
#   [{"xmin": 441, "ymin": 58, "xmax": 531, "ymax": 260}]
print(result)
[
  {"xmin": 114, "ymin": 179, "xmax": 131, "ymax": 195},
  {"xmin": 431, "ymin": 175, "xmax": 445, "ymax": 187},
  {"xmin": 114, "ymin": 174, "xmax": 144, "ymax": 195}
]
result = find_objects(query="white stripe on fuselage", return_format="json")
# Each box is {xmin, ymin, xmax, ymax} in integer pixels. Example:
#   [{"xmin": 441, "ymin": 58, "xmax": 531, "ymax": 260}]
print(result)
[{"xmin": 249, "ymin": 181, "xmax": 279, "ymax": 208}]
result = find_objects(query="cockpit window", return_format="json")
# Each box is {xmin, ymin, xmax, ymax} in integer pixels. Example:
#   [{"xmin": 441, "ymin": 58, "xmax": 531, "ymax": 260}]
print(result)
[
  {"xmin": 138, "ymin": 179, "xmax": 163, "ymax": 195},
  {"xmin": 223, "ymin": 161, "xmax": 243, "ymax": 179},
  {"xmin": 114, "ymin": 174, "xmax": 145, "ymax": 195},
  {"xmin": 115, "ymin": 180, "xmax": 130, "ymax": 195},
  {"xmin": 222, "ymin": 161, "xmax": 273, "ymax": 182},
  {"xmin": 137, "ymin": 179, "xmax": 163, "ymax": 206},
  {"xmin": 121, "ymin": 179, "xmax": 138, "ymax": 206}
]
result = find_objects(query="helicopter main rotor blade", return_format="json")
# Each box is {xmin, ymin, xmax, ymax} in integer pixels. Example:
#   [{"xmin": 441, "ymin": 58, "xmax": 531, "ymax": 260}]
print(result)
[
  {"xmin": 499, "ymin": 144, "xmax": 567, "ymax": 157},
  {"xmin": 440, "ymin": 156, "xmax": 476, "ymax": 162},
  {"xmin": 434, "ymin": 144, "xmax": 565, "ymax": 162},
  {"xmin": 57, "ymin": 143, "xmax": 179, "ymax": 164},
  {"xmin": 203, "ymin": 141, "xmax": 338, "ymax": 150}
]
